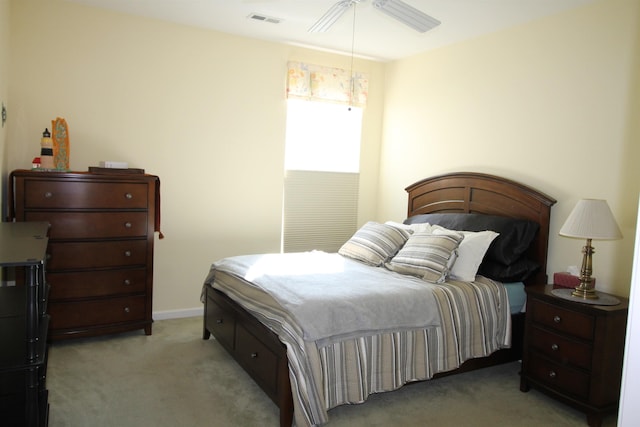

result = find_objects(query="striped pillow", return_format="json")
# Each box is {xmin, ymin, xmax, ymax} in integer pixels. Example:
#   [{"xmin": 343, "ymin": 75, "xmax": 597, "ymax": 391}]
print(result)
[
  {"xmin": 386, "ymin": 230, "xmax": 464, "ymax": 283},
  {"xmin": 339, "ymin": 221, "xmax": 411, "ymax": 266}
]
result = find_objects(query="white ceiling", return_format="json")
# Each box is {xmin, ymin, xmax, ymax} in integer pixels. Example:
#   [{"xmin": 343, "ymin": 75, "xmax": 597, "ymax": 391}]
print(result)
[{"xmin": 65, "ymin": 0, "xmax": 596, "ymax": 61}]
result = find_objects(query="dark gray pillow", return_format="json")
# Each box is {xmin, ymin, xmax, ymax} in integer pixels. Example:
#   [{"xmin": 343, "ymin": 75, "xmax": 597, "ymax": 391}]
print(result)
[
  {"xmin": 404, "ymin": 213, "xmax": 539, "ymax": 266},
  {"xmin": 478, "ymin": 258, "xmax": 540, "ymax": 282}
]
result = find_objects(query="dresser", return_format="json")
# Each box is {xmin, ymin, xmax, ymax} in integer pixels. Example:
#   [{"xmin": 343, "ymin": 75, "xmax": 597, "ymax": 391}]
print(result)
[
  {"xmin": 0, "ymin": 221, "xmax": 50, "ymax": 426},
  {"xmin": 520, "ymin": 284, "xmax": 628, "ymax": 427},
  {"xmin": 8, "ymin": 170, "xmax": 160, "ymax": 340}
]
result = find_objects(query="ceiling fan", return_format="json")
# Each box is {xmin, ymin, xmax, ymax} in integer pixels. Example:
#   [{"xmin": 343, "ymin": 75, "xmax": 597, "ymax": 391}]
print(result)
[{"xmin": 309, "ymin": 0, "xmax": 440, "ymax": 33}]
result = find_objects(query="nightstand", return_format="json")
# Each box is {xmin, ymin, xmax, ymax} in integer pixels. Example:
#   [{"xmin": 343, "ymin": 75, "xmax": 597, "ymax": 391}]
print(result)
[{"xmin": 520, "ymin": 284, "xmax": 628, "ymax": 427}]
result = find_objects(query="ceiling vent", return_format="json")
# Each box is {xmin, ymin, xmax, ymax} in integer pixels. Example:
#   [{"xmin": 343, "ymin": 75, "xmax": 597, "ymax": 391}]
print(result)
[{"xmin": 248, "ymin": 13, "xmax": 282, "ymax": 24}]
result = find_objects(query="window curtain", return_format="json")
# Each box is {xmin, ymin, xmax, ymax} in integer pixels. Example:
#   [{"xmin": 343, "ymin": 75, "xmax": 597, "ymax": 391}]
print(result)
[
  {"xmin": 283, "ymin": 170, "xmax": 359, "ymax": 253},
  {"xmin": 286, "ymin": 61, "xmax": 368, "ymax": 107}
]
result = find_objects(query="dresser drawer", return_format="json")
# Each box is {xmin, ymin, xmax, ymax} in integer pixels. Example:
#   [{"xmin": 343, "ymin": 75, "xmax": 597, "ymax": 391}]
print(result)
[
  {"xmin": 23, "ymin": 180, "xmax": 148, "ymax": 209},
  {"xmin": 236, "ymin": 323, "xmax": 279, "ymax": 393},
  {"xmin": 205, "ymin": 294, "xmax": 235, "ymax": 351},
  {"xmin": 47, "ymin": 240, "xmax": 147, "ymax": 269},
  {"xmin": 529, "ymin": 326, "xmax": 592, "ymax": 369},
  {"xmin": 48, "ymin": 295, "xmax": 146, "ymax": 330},
  {"xmin": 25, "ymin": 212, "xmax": 148, "ymax": 239},
  {"xmin": 529, "ymin": 299, "xmax": 595, "ymax": 340},
  {"xmin": 48, "ymin": 268, "xmax": 147, "ymax": 299},
  {"xmin": 528, "ymin": 353, "xmax": 590, "ymax": 399}
]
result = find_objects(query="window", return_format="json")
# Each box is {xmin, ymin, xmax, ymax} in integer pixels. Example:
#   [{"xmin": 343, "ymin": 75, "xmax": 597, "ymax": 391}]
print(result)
[
  {"xmin": 282, "ymin": 99, "xmax": 363, "ymax": 253},
  {"xmin": 284, "ymin": 99, "xmax": 362, "ymax": 173}
]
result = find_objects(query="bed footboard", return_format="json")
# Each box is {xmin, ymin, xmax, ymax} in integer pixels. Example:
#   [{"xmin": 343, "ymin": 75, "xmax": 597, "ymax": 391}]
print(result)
[{"xmin": 203, "ymin": 285, "xmax": 293, "ymax": 427}]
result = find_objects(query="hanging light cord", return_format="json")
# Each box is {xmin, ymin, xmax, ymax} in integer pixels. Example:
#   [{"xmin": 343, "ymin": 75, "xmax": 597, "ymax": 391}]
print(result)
[{"xmin": 348, "ymin": 3, "xmax": 357, "ymax": 110}]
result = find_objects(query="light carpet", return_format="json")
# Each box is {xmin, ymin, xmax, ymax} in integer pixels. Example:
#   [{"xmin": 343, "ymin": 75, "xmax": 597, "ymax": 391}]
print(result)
[{"xmin": 46, "ymin": 316, "xmax": 618, "ymax": 426}]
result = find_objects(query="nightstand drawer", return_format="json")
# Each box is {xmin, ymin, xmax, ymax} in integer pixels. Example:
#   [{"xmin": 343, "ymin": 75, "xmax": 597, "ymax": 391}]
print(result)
[
  {"xmin": 528, "ymin": 354, "xmax": 590, "ymax": 399},
  {"xmin": 530, "ymin": 299, "xmax": 594, "ymax": 340},
  {"xmin": 529, "ymin": 326, "xmax": 592, "ymax": 369}
]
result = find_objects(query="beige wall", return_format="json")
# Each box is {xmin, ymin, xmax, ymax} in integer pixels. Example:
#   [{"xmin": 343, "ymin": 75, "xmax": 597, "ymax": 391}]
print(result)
[
  {"xmin": 0, "ymin": 0, "xmax": 9, "ymax": 213},
  {"xmin": 6, "ymin": 0, "xmax": 638, "ymax": 314},
  {"xmin": 379, "ymin": 0, "xmax": 640, "ymax": 297},
  {"xmin": 5, "ymin": 0, "xmax": 385, "ymax": 314}
]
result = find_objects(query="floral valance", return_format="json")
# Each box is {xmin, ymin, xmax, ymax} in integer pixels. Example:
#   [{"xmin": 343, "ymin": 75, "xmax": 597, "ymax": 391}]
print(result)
[{"xmin": 286, "ymin": 61, "xmax": 368, "ymax": 107}]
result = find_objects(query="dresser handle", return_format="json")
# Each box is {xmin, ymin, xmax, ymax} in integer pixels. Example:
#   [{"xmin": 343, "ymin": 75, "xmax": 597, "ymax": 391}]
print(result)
[
  {"xmin": 553, "ymin": 315, "xmax": 561, "ymax": 323},
  {"xmin": 551, "ymin": 343, "xmax": 559, "ymax": 351},
  {"xmin": 44, "ymin": 191, "xmax": 53, "ymax": 198},
  {"xmin": 125, "ymin": 193, "xmax": 133, "ymax": 199},
  {"xmin": 124, "ymin": 222, "xmax": 132, "ymax": 228},
  {"xmin": 548, "ymin": 370, "xmax": 557, "ymax": 379},
  {"xmin": 123, "ymin": 279, "xmax": 131, "ymax": 286},
  {"xmin": 251, "ymin": 352, "xmax": 258, "ymax": 359},
  {"xmin": 124, "ymin": 307, "xmax": 130, "ymax": 313},
  {"xmin": 124, "ymin": 250, "xmax": 132, "ymax": 257},
  {"xmin": 216, "ymin": 319, "xmax": 223, "ymax": 324}
]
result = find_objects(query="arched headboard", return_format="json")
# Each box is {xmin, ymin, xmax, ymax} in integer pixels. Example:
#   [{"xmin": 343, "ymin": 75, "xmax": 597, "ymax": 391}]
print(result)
[{"xmin": 405, "ymin": 172, "xmax": 557, "ymax": 283}]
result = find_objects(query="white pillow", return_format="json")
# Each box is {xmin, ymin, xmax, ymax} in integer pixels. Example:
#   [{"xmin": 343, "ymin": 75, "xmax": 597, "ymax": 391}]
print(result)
[
  {"xmin": 339, "ymin": 221, "xmax": 411, "ymax": 266},
  {"xmin": 408, "ymin": 222, "xmax": 434, "ymax": 233},
  {"xmin": 386, "ymin": 230, "xmax": 464, "ymax": 283},
  {"xmin": 434, "ymin": 228, "xmax": 499, "ymax": 281},
  {"xmin": 384, "ymin": 221, "xmax": 414, "ymax": 233},
  {"xmin": 385, "ymin": 220, "xmax": 433, "ymax": 234}
]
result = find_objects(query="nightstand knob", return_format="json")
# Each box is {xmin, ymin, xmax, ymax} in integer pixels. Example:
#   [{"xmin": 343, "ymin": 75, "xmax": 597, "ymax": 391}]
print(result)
[
  {"xmin": 251, "ymin": 352, "xmax": 258, "ymax": 359},
  {"xmin": 44, "ymin": 191, "xmax": 53, "ymax": 198},
  {"xmin": 124, "ymin": 222, "xmax": 132, "ymax": 228},
  {"xmin": 551, "ymin": 343, "xmax": 559, "ymax": 351},
  {"xmin": 123, "ymin": 279, "xmax": 131, "ymax": 286},
  {"xmin": 125, "ymin": 193, "xmax": 133, "ymax": 199},
  {"xmin": 553, "ymin": 315, "xmax": 561, "ymax": 323},
  {"xmin": 548, "ymin": 370, "xmax": 557, "ymax": 379},
  {"xmin": 124, "ymin": 307, "xmax": 130, "ymax": 313},
  {"xmin": 124, "ymin": 250, "xmax": 132, "ymax": 257},
  {"xmin": 216, "ymin": 319, "xmax": 223, "ymax": 324}
]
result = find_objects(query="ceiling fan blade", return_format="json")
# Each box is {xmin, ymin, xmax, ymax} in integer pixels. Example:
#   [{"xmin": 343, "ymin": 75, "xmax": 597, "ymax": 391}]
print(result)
[
  {"xmin": 308, "ymin": 0, "xmax": 355, "ymax": 33},
  {"xmin": 372, "ymin": 0, "xmax": 440, "ymax": 33}
]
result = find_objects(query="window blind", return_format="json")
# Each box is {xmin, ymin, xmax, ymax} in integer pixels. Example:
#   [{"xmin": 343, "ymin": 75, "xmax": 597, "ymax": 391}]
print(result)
[{"xmin": 282, "ymin": 170, "xmax": 359, "ymax": 253}]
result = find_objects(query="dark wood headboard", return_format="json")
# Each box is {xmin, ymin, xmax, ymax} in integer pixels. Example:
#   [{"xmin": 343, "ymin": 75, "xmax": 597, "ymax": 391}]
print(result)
[{"xmin": 405, "ymin": 172, "xmax": 557, "ymax": 284}]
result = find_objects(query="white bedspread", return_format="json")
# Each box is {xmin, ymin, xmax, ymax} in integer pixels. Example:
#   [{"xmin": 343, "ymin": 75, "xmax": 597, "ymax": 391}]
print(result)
[{"xmin": 212, "ymin": 251, "xmax": 441, "ymax": 344}]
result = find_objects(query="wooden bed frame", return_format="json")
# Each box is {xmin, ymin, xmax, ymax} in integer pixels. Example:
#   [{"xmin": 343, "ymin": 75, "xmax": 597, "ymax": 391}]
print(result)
[{"xmin": 203, "ymin": 172, "xmax": 556, "ymax": 427}]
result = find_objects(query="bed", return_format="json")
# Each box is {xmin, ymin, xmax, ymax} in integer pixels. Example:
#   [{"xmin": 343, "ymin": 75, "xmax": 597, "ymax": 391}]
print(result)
[{"xmin": 202, "ymin": 172, "xmax": 556, "ymax": 426}]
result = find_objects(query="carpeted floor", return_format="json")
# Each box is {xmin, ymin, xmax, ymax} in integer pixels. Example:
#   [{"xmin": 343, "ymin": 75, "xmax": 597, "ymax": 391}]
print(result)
[{"xmin": 46, "ymin": 316, "xmax": 618, "ymax": 426}]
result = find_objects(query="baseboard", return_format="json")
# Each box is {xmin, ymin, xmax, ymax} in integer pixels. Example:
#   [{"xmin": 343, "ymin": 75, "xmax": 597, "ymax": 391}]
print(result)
[{"xmin": 153, "ymin": 307, "xmax": 202, "ymax": 320}]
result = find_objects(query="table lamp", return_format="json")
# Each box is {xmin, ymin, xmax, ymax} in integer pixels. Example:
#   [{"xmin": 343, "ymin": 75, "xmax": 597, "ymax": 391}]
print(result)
[{"xmin": 559, "ymin": 199, "xmax": 622, "ymax": 299}]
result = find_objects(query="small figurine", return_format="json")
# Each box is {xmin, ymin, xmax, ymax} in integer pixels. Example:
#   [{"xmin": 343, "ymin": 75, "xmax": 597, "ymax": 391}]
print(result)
[{"xmin": 40, "ymin": 128, "xmax": 54, "ymax": 169}]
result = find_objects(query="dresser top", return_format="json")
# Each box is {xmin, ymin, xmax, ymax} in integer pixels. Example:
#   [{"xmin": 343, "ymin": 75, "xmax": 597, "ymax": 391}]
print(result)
[{"xmin": 0, "ymin": 222, "xmax": 49, "ymax": 267}]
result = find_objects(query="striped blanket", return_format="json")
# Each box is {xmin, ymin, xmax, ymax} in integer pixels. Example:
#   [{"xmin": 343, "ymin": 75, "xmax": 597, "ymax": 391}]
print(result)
[{"xmin": 204, "ymin": 253, "xmax": 511, "ymax": 426}]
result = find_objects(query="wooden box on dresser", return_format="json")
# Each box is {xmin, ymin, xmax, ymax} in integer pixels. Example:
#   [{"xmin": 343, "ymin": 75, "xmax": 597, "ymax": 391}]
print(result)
[
  {"xmin": 520, "ymin": 284, "xmax": 628, "ymax": 427},
  {"xmin": 8, "ymin": 170, "xmax": 160, "ymax": 340}
]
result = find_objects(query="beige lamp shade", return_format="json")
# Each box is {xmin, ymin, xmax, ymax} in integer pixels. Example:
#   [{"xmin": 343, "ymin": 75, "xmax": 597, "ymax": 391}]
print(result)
[{"xmin": 559, "ymin": 199, "xmax": 622, "ymax": 240}]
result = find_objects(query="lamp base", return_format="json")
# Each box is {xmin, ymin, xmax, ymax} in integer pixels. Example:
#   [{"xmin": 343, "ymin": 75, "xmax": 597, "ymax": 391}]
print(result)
[
  {"xmin": 572, "ymin": 285, "xmax": 599, "ymax": 299},
  {"xmin": 551, "ymin": 288, "xmax": 620, "ymax": 305},
  {"xmin": 572, "ymin": 239, "xmax": 598, "ymax": 299}
]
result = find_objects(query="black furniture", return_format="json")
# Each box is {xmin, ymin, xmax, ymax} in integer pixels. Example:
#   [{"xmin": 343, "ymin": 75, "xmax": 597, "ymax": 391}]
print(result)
[{"xmin": 0, "ymin": 221, "xmax": 50, "ymax": 426}]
